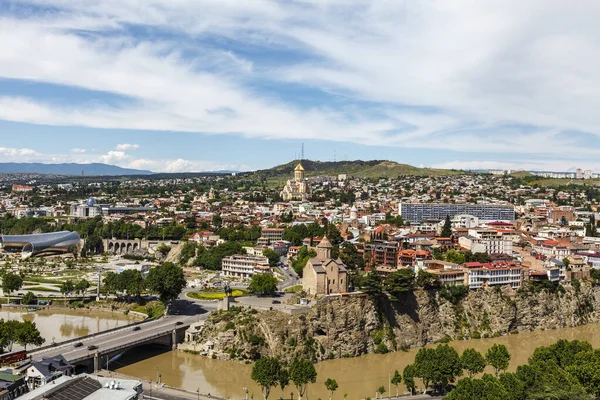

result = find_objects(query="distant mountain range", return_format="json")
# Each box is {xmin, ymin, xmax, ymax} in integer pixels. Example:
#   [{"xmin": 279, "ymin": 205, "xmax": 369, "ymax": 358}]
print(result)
[{"xmin": 0, "ymin": 163, "xmax": 153, "ymax": 176}]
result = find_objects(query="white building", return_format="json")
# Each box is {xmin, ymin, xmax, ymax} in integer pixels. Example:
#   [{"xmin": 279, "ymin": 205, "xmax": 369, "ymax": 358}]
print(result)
[
  {"xmin": 465, "ymin": 265, "xmax": 522, "ymax": 289},
  {"xmin": 458, "ymin": 229, "xmax": 513, "ymax": 255},
  {"xmin": 221, "ymin": 254, "xmax": 271, "ymax": 279}
]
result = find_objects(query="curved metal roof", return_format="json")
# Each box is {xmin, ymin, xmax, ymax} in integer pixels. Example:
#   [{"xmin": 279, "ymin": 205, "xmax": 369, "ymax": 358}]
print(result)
[{"xmin": 0, "ymin": 231, "xmax": 81, "ymax": 258}]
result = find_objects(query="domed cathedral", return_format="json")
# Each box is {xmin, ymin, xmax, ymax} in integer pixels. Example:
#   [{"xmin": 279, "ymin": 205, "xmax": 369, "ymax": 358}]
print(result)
[{"xmin": 280, "ymin": 162, "xmax": 311, "ymax": 201}]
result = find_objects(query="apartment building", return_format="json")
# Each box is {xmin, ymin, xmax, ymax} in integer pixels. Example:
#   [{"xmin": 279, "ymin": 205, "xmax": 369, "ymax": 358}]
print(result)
[
  {"xmin": 261, "ymin": 228, "xmax": 285, "ymax": 242},
  {"xmin": 364, "ymin": 240, "xmax": 400, "ymax": 268},
  {"xmin": 458, "ymin": 229, "xmax": 513, "ymax": 255},
  {"xmin": 221, "ymin": 254, "xmax": 271, "ymax": 279},
  {"xmin": 399, "ymin": 203, "xmax": 514, "ymax": 224},
  {"xmin": 463, "ymin": 263, "xmax": 522, "ymax": 289}
]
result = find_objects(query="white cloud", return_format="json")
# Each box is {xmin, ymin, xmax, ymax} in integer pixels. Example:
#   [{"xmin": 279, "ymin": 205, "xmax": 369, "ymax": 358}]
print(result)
[
  {"xmin": 115, "ymin": 143, "xmax": 140, "ymax": 151},
  {"xmin": 0, "ymin": 147, "xmax": 43, "ymax": 159},
  {"xmin": 98, "ymin": 151, "xmax": 129, "ymax": 165},
  {"xmin": 70, "ymin": 148, "xmax": 87, "ymax": 153},
  {"xmin": 1, "ymin": 0, "xmax": 600, "ymax": 162}
]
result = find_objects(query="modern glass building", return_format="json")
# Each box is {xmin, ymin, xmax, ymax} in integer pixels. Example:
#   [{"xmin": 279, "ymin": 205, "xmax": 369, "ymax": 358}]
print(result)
[
  {"xmin": 0, "ymin": 231, "xmax": 81, "ymax": 258},
  {"xmin": 399, "ymin": 203, "xmax": 515, "ymax": 224}
]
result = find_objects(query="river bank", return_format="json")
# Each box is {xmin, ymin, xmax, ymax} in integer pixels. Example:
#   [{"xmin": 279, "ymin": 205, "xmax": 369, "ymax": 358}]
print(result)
[
  {"xmin": 0, "ymin": 308, "xmax": 144, "ymax": 351},
  {"xmin": 115, "ymin": 321, "xmax": 600, "ymax": 399},
  {"xmin": 187, "ymin": 281, "xmax": 600, "ymax": 363}
]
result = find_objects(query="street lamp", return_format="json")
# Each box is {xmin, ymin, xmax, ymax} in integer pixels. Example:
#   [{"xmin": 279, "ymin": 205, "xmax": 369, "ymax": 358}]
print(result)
[
  {"xmin": 197, "ymin": 387, "xmax": 200, "ymax": 400},
  {"xmin": 243, "ymin": 387, "xmax": 249, "ymax": 400}
]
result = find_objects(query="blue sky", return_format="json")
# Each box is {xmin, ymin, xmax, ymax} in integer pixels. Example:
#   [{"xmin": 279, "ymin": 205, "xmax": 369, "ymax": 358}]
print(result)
[{"xmin": 1, "ymin": 1, "xmax": 600, "ymax": 172}]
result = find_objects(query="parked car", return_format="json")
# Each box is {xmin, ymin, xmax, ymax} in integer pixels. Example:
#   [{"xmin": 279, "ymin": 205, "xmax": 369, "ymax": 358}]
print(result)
[
  {"xmin": 87, "ymin": 345, "xmax": 98, "ymax": 351},
  {"xmin": 73, "ymin": 342, "xmax": 83, "ymax": 348},
  {"xmin": 132, "ymin": 326, "xmax": 141, "ymax": 331},
  {"xmin": 175, "ymin": 321, "xmax": 184, "ymax": 326},
  {"xmin": 271, "ymin": 300, "xmax": 281, "ymax": 304}
]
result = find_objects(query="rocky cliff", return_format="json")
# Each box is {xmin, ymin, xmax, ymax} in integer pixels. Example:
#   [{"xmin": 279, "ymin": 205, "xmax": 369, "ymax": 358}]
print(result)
[{"xmin": 186, "ymin": 281, "xmax": 600, "ymax": 362}]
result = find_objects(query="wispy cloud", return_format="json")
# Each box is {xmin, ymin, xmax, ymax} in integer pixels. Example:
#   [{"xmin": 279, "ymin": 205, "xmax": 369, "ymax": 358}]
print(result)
[
  {"xmin": 1, "ymin": 0, "xmax": 600, "ymax": 170},
  {"xmin": 115, "ymin": 143, "xmax": 140, "ymax": 151}
]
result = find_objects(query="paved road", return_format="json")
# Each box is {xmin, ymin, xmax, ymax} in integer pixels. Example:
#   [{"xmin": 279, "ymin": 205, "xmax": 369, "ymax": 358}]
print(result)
[{"xmin": 31, "ymin": 299, "xmax": 214, "ymax": 362}]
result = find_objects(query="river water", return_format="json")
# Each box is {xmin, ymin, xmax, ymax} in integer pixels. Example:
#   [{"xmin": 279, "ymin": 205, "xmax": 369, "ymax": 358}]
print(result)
[
  {"xmin": 0, "ymin": 308, "xmax": 141, "ymax": 351},
  {"xmin": 115, "ymin": 323, "xmax": 600, "ymax": 399}
]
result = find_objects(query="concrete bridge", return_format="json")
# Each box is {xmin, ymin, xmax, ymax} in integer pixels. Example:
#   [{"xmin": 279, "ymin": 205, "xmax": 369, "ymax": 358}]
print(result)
[{"xmin": 29, "ymin": 316, "xmax": 193, "ymax": 372}]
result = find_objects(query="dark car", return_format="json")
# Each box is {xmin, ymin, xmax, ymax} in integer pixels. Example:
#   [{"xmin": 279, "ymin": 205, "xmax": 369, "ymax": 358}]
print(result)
[
  {"xmin": 87, "ymin": 345, "xmax": 98, "ymax": 351},
  {"xmin": 175, "ymin": 321, "xmax": 184, "ymax": 326},
  {"xmin": 271, "ymin": 300, "xmax": 281, "ymax": 304},
  {"xmin": 132, "ymin": 326, "xmax": 141, "ymax": 331},
  {"xmin": 73, "ymin": 342, "xmax": 83, "ymax": 348}
]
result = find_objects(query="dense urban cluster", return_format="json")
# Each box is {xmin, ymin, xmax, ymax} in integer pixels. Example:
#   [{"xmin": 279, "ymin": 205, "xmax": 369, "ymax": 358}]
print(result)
[{"xmin": 2, "ymin": 163, "xmax": 600, "ymax": 399}]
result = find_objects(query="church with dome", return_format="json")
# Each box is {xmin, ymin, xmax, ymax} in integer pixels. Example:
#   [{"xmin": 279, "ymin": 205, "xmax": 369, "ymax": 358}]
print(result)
[
  {"xmin": 280, "ymin": 162, "xmax": 311, "ymax": 201},
  {"xmin": 302, "ymin": 236, "xmax": 349, "ymax": 296}
]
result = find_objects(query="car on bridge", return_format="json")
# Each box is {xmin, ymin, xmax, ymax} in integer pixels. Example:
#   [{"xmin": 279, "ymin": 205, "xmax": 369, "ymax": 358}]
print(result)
[
  {"xmin": 87, "ymin": 345, "xmax": 98, "ymax": 351},
  {"xmin": 73, "ymin": 342, "xmax": 83, "ymax": 348},
  {"xmin": 132, "ymin": 326, "xmax": 141, "ymax": 331}
]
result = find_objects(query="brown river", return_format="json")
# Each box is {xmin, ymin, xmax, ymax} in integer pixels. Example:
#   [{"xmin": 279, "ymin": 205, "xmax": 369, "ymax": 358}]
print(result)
[
  {"xmin": 115, "ymin": 323, "xmax": 600, "ymax": 399},
  {"xmin": 0, "ymin": 308, "xmax": 141, "ymax": 350}
]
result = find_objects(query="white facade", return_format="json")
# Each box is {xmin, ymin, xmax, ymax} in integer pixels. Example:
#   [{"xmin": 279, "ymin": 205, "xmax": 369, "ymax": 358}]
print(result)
[
  {"xmin": 221, "ymin": 254, "xmax": 270, "ymax": 278},
  {"xmin": 467, "ymin": 267, "xmax": 522, "ymax": 289}
]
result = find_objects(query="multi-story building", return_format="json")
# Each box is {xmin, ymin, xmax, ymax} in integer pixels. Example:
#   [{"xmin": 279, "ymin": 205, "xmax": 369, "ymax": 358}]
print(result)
[
  {"xmin": 399, "ymin": 203, "xmax": 514, "ymax": 224},
  {"xmin": 221, "ymin": 254, "xmax": 271, "ymax": 279},
  {"xmin": 261, "ymin": 228, "xmax": 285, "ymax": 242},
  {"xmin": 458, "ymin": 229, "xmax": 513, "ymax": 255},
  {"xmin": 463, "ymin": 263, "xmax": 522, "ymax": 289},
  {"xmin": 548, "ymin": 206, "xmax": 575, "ymax": 223},
  {"xmin": 364, "ymin": 240, "xmax": 400, "ymax": 268}
]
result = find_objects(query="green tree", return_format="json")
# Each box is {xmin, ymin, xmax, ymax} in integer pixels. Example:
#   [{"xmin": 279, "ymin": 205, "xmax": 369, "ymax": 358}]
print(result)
[
  {"xmin": 339, "ymin": 242, "xmax": 365, "ymax": 270},
  {"xmin": 2, "ymin": 273, "xmax": 23, "ymax": 303},
  {"xmin": 461, "ymin": 348, "xmax": 486, "ymax": 378},
  {"xmin": 22, "ymin": 291, "xmax": 38, "ymax": 305},
  {"xmin": 212, "ymin": 214, "xmax": 223, "ymax": 228},
  {"xmin": 390, "ymin": 369, "xmax": 402, "ymax": 398},
  {"xmin": 248, "ymin": 273, "xmax": 278, "ymax": 295},
  {"xmin": 60, "ymin": 279, "xmax": 75, "ymax": 299},
  {"xmin": 120, "ymin": 269, "xmax": 145, "ymax": 299},
  {"xmin": 384, "ymin": 269, "xmax": 414, "ymax": 295},
  {"xmin": 145, "ymin": 262, "xmax": 187, "ymax": 303},
  {"xmin": 75, "ymin": 279, "xmax": 90, "ymax": 295},
  {"xmin": 290, "ymin": 358, "xmax": 317, "ymax": 400},
  {"xmin": 360, "ymin": 272, "xmax": 383, "ymax": 294},
  {"xmin": 251, "ymin": 357, "xmax": 282, "ymax": 400},
  {"xmin": 432, "ymin": 344, "xmax": 462, "ymax": 393},
  {"xmin": 445, "ymin": 250, "xmax": 466, "ymax": 265},
  {"xmin": 486, "ymin": 344, "xmax": 511, "ymax": 377},
  {"xmin": 441, "ymin": 215, "xmax": 452, "ymax": 237},
  {"xmin": 178, "ymin": 242, "xmax": 197, "ymax": 265},
  {"xmin": 3, "ymin": 320, "xmax": 22, "ymax": 351},
  {"xmin": 103, "ymin": 272, "xmax": 120, "ymax": 295},
  {"xmin": 16, "ymin": 320, "xmax": 45, "ymax": 350},
  {"xmin": 415, "ymin": 270, "xmax": 440, "ymax": 289},
  {"xmin": 445, "ymin": 376, "xmax": 508, "ymax": 400},
  {"xmin": 377, "ymin": 385, "xmax": 386, "ymax": 398},
  {"xmin": 498, "ymin": 372, "xmax": 526, "ymax": 400},
  {"xmin": 263, "ymin": 249, "xmax": 280, "ymax": 268},
  {"xmin": 324, "ymin": 378, "xmax": 338, "ymax": 400},
  {"xmin": 156, "ymin": 243, "xmax": 171, "ymax": 257},
  {"xmin": 414, "ymin": 347, "xmax": 436, "ymax": 390},
  {"xmin": 278, "ymin": 367, "xmax": 290, "ymax": 396}
]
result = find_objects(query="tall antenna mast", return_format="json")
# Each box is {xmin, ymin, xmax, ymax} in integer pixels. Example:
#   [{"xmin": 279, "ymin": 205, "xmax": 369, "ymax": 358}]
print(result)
[
  {"xmin": 334, "ymin": 150, "xmax": 336, "ymax": 163},
  {"xmin": 300, "ymin": 143, "xmax": 304, "ymax": 161}
]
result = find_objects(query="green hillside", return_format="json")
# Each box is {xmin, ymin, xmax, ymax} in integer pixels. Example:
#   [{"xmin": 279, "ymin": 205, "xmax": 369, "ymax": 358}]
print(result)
[{"xmin": 251, "ymin": 159, "xmax": 465, "ymax": 180}]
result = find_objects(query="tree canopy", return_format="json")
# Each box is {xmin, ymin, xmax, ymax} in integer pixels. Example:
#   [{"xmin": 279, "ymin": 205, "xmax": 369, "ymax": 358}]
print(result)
[
  {"xmin": 145, "ymin": 262, "xmax": 187, "ymax": 303},
  {"xmin": 248, "ymin": 273, "xmax": 278, "ymax": 295}
]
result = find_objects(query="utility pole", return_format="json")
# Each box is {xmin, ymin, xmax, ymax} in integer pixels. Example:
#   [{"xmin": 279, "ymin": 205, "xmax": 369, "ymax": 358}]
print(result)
[{"xmin": 388, "ymin": 370, "xmax": 391, "ymax": 400}]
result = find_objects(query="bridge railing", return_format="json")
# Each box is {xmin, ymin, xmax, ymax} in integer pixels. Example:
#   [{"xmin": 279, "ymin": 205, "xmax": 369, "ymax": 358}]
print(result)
[
  {"xmin": 69, "ymin": 325, "xmax": 190, "ymax": 364},
  {"xmin": 29, "ymin": 317, "xmax": 159, "ymax": 356}
]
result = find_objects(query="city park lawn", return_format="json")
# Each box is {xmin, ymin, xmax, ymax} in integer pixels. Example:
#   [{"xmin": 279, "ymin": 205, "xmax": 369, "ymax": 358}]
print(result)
[{"xmin": 187, "ymin": 289, "xmax": 247, "ymax": 300}]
